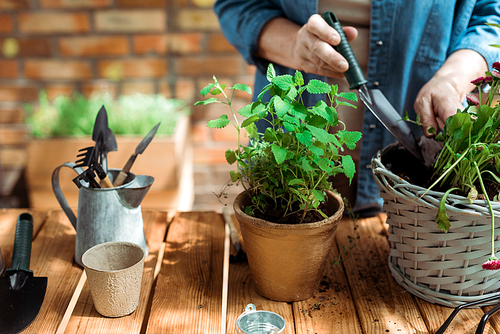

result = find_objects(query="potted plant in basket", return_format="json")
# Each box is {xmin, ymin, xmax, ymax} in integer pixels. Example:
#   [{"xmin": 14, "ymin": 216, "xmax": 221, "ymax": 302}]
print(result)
[
  {"xmin": 196, "ymin": 63, "xmax": 361, "ymax": 301},
  {"xmin": 25, "ymin": 91, "xmax": 191, "ymax": 210},
  {"xmin": 371, "ymin": 51, "xmax": 500, "ymax": 307}
]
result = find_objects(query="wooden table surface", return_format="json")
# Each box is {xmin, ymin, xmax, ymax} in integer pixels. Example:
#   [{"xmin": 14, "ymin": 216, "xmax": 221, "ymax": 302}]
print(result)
[{"xmin": 2, "ymin": 208, "xmax": 500, "ymax": 334}]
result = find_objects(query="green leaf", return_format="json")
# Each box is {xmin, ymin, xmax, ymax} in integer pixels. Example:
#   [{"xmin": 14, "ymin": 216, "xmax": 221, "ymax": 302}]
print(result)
[
  {"xmin": 337, "ymin": 130, "xmax": 362, "ymax": 150},
  {"xmin": 271, "ymin": 144, "xmax": 288, "ymax": 164},
  {"xmin": 342, "ymin": 155, "xmax": 356, "ymax": 182},
  {"xmin": 207, "ymin": 114, "xmax": 230, "ymax": 128},
  {"xmin": 306, "ymin": 125, "xmax": 334, "ymax": 144},
  {"xmin": 283, "ymin": 122, "xmax": 296, "ymax": 132},
  {"xmin": 296, "ymin": 130, "xmax": 313, "ymax": 147},
  {"xmin": 435, "ymin": 188, "xmax": 459, "ymax": 232},
  {"xmin": 266, "ymin": 63, "xmax": 276, "ymax": 82},
  {"xmin": 230, "ymin": 170, "xmax": 241, "ymax": 182},
  {"xmin": 194, "ymin": 97, "xmax": 219, "ymax": 106},
  {"xmin": 301, "ymin": 157, "xmax": 315, "ymax": 172},
  {"xmin": 294, "ymin": 71, "xmax": 304, "ymax": 86},
  {"xmin": 264, "ymin": 128, "xmax": 276, "ymax": 142},
  {"xmin": 272, "ymin": 75, "xmax": 294, "ymax": 91},
  {"xmin": 231, "ymin": 83, "xmax": 252, "ymax": 95},
  {"xmin": 306, "ymin": 79, "xmax": 331, "ymax": 94},
  {"xmin": 200, "ymin": 83, "xmax": 215, "ymax": 97},
  {"xmin": 312, "ymin": 189, "xmax": 325, "ymax": 202},
  {"xmin": 274, "ymin": 95, "xmax": 291, "ymax": 117},
  {"xmin": 246, "ymin": 123, "xmax": 259, "ymax": 140},
  {"xmin": 257, "ymin": 83, "xmax": 272, "ymax": 102},
  {"xmin": 225, "ymin": 149, "xmax": 237, "ymax": 164},
  {"xmin": 318, "ymin": 158, "xmax": 332, "ymax": 173},
  {"xmin": 288, "ymin": 179, "xmax": 305, "ymax": 186},
  {"xmin": 209, "ymin": 84, "xmax": 226, "ymax": 95},
  {"xmin": 241, "ymin": 114, "xmax": 259, "ymax": 128},
  {"xmin": 337, "ymin": 92, "xmax": 358, "ymax": 102}
]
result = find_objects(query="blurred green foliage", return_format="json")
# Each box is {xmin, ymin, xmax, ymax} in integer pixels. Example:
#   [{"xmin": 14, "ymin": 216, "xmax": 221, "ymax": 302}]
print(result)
[{"xmin": 25, "ymin": 91, "xmax": 190, "ymax": 138}]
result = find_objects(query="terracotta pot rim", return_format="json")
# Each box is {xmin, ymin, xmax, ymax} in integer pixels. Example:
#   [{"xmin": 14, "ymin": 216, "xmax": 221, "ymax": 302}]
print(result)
[{"xmin": 233, "ymin": 190, "xmax": 344, "ymax": 230}]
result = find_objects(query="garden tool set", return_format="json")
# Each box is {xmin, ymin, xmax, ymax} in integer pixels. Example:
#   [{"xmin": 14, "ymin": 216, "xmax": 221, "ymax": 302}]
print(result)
[{"xmin": 71, "ymin": 105, "xmax": 159, "ymax": 189}]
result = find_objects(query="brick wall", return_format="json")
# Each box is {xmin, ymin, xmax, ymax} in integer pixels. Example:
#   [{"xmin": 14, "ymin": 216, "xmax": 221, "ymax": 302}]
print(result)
[{"xmin": 0, "ymin": 0, "xmax": 254, "ymax": 211}]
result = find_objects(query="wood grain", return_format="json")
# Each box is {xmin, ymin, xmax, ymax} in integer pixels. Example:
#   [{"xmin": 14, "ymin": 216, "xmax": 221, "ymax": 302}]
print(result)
[
  {"xmin": 146, "ymin": 211, "xmax": 225, "ymax": 334},
  {"xmin": 64, "ymin": 210, "xmax": 171, "ymax": 334},
  {"xmin": 292, "ymin": 236, "xmax": 362, "ymax": 334},
  {"xmin": 335, "ymin": 215, "xmax": 428, "ymax": 334}
]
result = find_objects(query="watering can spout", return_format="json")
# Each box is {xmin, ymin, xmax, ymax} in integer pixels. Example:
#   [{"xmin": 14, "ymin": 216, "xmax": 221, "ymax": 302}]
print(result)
[{"xmin": 115, "ymin": 175, "xmax": 154, "ymax": 208}]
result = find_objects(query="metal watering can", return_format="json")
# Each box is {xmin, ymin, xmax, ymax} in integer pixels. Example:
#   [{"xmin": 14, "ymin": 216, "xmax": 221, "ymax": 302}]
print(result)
[{"xmin": 52, "ymin": 162, "xmax": 154, "ymax": 267}]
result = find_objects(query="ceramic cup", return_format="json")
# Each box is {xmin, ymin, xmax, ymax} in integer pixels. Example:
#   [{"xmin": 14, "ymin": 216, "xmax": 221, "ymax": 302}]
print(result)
[{"xmin": 82, "ymin": 241, "xmax": 146, "ymax": 317}]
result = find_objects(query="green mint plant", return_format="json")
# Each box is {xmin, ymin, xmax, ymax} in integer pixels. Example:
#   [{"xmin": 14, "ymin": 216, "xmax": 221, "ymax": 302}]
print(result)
[{"xmin": 196, "ymin": 63, "xmax": 361, "ymax": 224}]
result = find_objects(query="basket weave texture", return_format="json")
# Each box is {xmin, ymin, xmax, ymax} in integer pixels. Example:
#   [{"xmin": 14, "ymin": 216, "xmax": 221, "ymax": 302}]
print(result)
[{"xmin": 372, "ymin": 149, "xmax": 500, "ymax": 307}]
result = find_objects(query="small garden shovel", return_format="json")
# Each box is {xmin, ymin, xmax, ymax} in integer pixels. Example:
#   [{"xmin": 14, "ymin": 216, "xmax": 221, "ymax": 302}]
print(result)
[
  {"xmin": 322, "ymin": 12, "xmax": 424, "ymax": 161},
  {"xmin": 93, "ymin": 106, "xmax": 118, "ymax": 173},
  {"xmin": 0, "ymin": 213, "xmax": 47, "ymax": 334}
]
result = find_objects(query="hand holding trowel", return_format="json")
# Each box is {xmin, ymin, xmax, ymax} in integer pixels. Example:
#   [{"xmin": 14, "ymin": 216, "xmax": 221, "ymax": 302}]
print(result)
[
  {"xmin": 113, "ymin": 122, "xmax": 161, "ymax": 187},
  {"xmin": 322, "ymin": 12, "xmax": 424, "ymax": 161},
  {"xmin": 0, "ymin": 213, "xmax": 47, "ymax": 334}
]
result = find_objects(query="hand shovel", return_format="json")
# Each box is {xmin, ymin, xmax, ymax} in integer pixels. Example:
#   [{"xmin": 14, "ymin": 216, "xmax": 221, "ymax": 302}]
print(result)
[
  {"xmin": 322, "ymin": 12, "xmax": 424, "ymax": 161},
  {"xmin": 0, "ymin": 213, "xmax": 47, "ymax": 334},
  {"xmin": 93, "ymin": 106, "xmax": 118, "ymax": 173}
]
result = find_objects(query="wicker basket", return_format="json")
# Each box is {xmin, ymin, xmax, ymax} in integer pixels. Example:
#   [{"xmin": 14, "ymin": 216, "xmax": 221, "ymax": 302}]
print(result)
[{"xmin": 372, "ymin": 146, "xmax": 500, "ymax": 307}]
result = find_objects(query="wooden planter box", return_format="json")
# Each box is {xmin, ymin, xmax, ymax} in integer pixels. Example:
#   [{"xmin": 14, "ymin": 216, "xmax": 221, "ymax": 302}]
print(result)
[{"xmin": 26, "ymin": 115, "xmax": 193, "ymax": 211}]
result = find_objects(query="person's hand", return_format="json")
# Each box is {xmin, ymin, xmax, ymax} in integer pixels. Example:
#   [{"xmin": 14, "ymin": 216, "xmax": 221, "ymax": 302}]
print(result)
[
  {"xmin": 292, "ymin": 14, "xmax": 358, "ymax": 78},
  {"xmin": 414, "ymin": 75, "xmax": 464, "ymax": 137}
]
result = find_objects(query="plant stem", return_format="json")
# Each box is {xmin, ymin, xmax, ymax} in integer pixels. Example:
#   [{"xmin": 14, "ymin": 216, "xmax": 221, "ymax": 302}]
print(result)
[{"xmin": 474, "ymin": 162, "xmax": 496, "ymax": 257}]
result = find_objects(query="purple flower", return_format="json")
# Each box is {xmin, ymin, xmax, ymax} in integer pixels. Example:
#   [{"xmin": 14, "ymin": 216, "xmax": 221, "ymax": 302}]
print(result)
[
  {"xmin": 484, "ymin": 76, "xmax": 493, "ymax": 83},
  {"xmin": 466, "ymin": 93, "xmax": 480, "ymax": 106},
  {"xmin": 483, "ymin": 259, "xmax": 500, "ymax": 270},
  {"xmin": 471, "ymin": 77, "xmax": 484, "ymax": 86},
  {"xmin": 493, "ymin": 62, "xmax": 500, "ymax": 71}
]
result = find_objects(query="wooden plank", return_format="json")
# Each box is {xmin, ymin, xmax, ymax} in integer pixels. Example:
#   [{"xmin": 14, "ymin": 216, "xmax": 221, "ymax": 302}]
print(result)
[
  {"xmin": 335, "ymin": 215, "xmax": 429, "ymax": 334},
  {"xmin": 226, "ymin": 258, "xmax": 295, "ymax": 334},
  {"xmin": 21, "ymin": 210, "xmax": 84, "ymax": 334},
  {"xmin": 292, "ymin": 221, "xmax": 363, "ymax": 334},
  {"xmin": 64, "ymin": 210, "xmax": 172, "ymax": 334},
  {"xmin": 146, "ymin": 211, "xmax": 225, "ymax": 334}
]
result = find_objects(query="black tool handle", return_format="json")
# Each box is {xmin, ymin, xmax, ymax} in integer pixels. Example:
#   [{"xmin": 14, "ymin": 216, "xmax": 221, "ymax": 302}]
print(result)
[
  {"xmin": 5, "ymin": 213, "xmax": 33, "ymax": 274},
  {"xmin": 321, "ymin": 12, "xmax": 368, "ymax": 90}
]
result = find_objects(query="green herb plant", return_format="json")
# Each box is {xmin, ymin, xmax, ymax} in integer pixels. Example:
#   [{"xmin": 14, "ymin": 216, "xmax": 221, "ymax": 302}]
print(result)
[{"xmin": 196, "ymin": 63, "xmax": 361, "ymax": 224}]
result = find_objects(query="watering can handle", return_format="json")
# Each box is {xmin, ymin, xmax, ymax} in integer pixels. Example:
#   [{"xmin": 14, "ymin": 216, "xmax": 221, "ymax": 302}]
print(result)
[{"xmin": 52, "ymin": 162, "xmax": 84, "ymax": 230}]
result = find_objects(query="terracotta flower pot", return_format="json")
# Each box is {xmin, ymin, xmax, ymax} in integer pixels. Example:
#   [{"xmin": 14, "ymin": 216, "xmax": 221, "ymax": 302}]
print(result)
[{"xmin": 233, "ymin": 190, "xmax": 344, "ymax": 302}]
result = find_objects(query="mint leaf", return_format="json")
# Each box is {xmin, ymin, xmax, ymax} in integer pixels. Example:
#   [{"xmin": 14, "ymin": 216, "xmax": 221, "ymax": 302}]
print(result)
[
  {"xmin": 231, "ymin": 83, "xmax": 252, "ymax": 95},
  {"xmin": 272, "ymin": 75, "xmax": 294, "ymax": 91},
  {"xmin": 306, "ymin": 125, "xmax": 334, "ymax": 144},
  {"xmin": 296, "ymin": 130, "xmax": 313, "ymax": 147},
  {"xmin": 337, "ymin": 92, "xmax": 358, "ymax": 102},
  {"xmin": 337, "ymin": 130, "xmax": 362, "ymax": 150},
  {"xmin": 230, "ymin": 170, "xmax": 241, "ymax": 182},
  {"xmin": 266, "ymin": 63, "xmax": 276, "ymax": 82},
  {"xmin": 194, "ymin": 97, "xmax": 218, "ymax": 106},
  {"xmin": 274, "ymin": 95, "xmax": 291, "ymax": 117},
  {"xmin": 225, "ymin": 149, "xmax": 236, "ymax": 164},
  {"xmin": 312, "ymin": 189, "xmax": 325, "ymax": 202},
  {"xmin": 342, "ymin": 155, "xmax": 355, "ymax": 182},
  {"xmin": 200, "ymin": 83, "xmax": 215, "ymax": 97},
  {"xmin": 294, "ymin": 71, "xmax": 304, "ymax": 86},
  {"xmin": 306, "ymin": 79, "xmax": 331, "ymax": 94},
  {"xmin": 272, "ymin": 144, "xmax": 288, "ymax": 164},
  {"xmin": 207, "ymin": 114, "xmax": 230, "ymax": 128}
]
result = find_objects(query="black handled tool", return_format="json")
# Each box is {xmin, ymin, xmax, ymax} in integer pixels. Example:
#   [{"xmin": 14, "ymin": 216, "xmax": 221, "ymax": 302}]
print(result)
[
  {"xmin": 322, "ymin": 12, "xmax": 424, "ymax": 161},
  {"xmin": 0, "ymin": 213, "xmax": 48, "ymax": 334}
]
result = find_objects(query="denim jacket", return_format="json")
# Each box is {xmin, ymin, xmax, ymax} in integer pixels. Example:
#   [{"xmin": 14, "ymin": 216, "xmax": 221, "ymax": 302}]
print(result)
[{"xmin": 214, "ymin": 0, "xmax": 500, "ymax": 213}]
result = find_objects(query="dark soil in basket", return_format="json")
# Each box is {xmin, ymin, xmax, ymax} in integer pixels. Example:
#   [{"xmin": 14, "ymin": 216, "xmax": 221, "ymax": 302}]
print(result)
[{"xmin": 381, "ymin": 143, "xmax": 500, "ymax": 199}]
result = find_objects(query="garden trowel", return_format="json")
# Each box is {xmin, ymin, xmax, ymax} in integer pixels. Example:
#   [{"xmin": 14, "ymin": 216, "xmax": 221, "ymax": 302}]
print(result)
[
  {"xmin": 0, "ymin": 213, "xmax": 47, "ymax": 334},
  {"xmin": 322, "ymin": 12, "xmax": 424, "ymax": 161},
  {"xmin": 93, "ymin": 106, "xmax": 118, "ymax": 173}
]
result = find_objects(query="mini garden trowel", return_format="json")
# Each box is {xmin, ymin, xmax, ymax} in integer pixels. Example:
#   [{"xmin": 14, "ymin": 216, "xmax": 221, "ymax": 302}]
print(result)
[
  {"xmin": 0, "ymin": 213, "xmax": 47, "ymax": 334},
  {"xmin": 322, "ymin": 12, "xmax": 424, "ymax": 161}
]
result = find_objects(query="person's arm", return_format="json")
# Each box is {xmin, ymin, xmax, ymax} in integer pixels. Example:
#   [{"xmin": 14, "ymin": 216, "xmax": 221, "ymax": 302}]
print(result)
[
  {"xmin": 256, "ymin": 15, "xmax": 357, "ymax": 78},
  {"xmin": 415, "ymin": 49, "xmax": 488, "ymax": 136}
]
